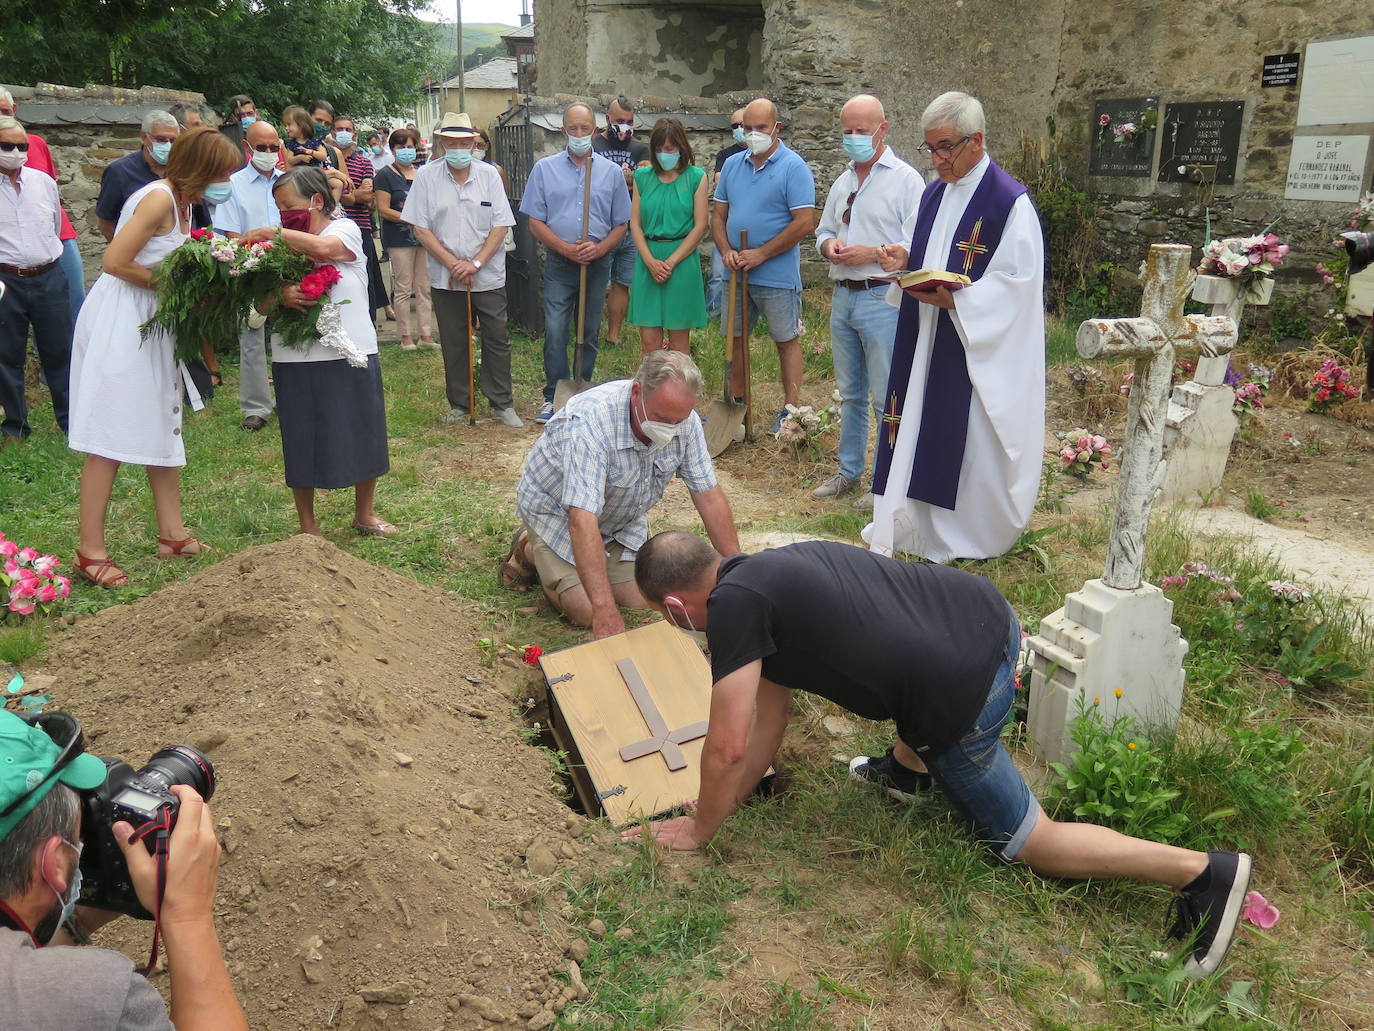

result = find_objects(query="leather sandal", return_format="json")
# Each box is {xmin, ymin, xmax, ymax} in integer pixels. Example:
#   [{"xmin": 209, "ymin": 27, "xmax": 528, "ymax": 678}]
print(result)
[
  {"xmin": 498, "ymin": 528, "xmax": 537, "ymax": 591},
  {"xmin": 74, "ymin": 551, "xmax": 130, "ymax": 588},
  {"xmin": 158, "ymin": 536, "xmax": 213, "ymax": 558},
  {"xmin": 352, "ymin": 520, "xmax": 399, "ymax": 537}
]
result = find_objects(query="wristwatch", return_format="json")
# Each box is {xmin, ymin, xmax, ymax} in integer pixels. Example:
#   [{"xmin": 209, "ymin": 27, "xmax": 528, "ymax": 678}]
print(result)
[{"xmin": 473, "ymin": 259, "xmax": 483, "ymax": 271}]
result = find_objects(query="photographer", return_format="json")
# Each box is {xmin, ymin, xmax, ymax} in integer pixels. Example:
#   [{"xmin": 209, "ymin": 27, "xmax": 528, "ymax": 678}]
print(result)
[{"xmin": 0, "ymin": 710, "xmax": 247, "ymax": 1030}]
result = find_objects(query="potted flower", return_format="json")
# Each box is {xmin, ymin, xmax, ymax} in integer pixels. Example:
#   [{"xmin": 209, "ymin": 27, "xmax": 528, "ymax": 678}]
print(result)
[{"xmin": 1194, "ymin": 226, "xmax": 1289, "ymax": 306}]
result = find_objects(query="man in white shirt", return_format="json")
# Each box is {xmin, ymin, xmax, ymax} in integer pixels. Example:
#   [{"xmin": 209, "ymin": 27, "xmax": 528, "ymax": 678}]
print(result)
[
  {"xmin": 213, "ymin": 118, "xmax": 285, "ymax": 432},
  {"xmin": 813, "ymin": 94, "xmax": 925, "ymax": 506},
  {"xmin": 0, "ymin": 115, "xmax": 69, "ymax": 441},
  {"xmin": 404, "ymin": 112, "xmax": 522, "ymax": 427}
]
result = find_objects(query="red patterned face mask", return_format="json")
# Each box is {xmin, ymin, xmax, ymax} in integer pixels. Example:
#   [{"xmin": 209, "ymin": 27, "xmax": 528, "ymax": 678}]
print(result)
[{"xmin": 279, "ymin": 207, "xmax": 313, "ymax": 233}]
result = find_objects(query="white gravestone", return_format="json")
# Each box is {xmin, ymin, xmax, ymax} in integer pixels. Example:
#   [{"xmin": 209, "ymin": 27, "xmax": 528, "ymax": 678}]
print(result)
[
  {"xmin": 1027, "ymin": 244, "xmax": 1237, "ymax": 765},
  {"xmin": 1160, "ymin": 272, "xmax": 1266, "ymax": 505}
]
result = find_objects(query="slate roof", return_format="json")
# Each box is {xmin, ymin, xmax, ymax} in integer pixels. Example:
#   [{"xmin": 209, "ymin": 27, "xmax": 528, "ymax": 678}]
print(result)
[{"xmin": 434, "ymin": 57, "xmax": 518, "ymax": 93}]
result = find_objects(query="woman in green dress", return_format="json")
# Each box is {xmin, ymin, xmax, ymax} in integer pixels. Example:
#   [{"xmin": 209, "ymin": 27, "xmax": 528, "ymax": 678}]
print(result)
[{"xmin": 628, "ymin": 118, "xmax": 709, "ymax": 355}]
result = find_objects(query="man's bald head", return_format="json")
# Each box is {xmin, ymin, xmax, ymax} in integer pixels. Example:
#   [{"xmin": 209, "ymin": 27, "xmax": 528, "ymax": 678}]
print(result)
[
  {"xmin": 563, "ymin": 102, "xmax": 595, "ymax": 128},
  {"xmin": 842, "ymin": 94, "xmax": 885, "ymax": 126},
  {"xmin": 245, "ymin": 119, "xmax": 280, "ymax": 148},
  {"xmin": 731, "ymin": 106, "xmax": 746, "ymax": 124},
  {"xmin": 635, "ymin": 531, "xmax": 720, "ymax": 604},
  {"xmin": 743, "ymin": 97, "xmax": 778, "ymax": 126}
]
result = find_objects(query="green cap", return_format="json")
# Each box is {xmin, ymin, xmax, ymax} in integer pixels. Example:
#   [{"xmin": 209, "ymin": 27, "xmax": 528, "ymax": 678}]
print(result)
[{"xmin": 0, "ymin": 709, "xmax": 107, "ymax": 841}]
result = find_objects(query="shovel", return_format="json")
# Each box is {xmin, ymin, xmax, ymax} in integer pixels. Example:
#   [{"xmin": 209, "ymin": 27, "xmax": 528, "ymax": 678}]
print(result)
[
  {"xmin": 703, "ymin": 230, "xmax": 751, "ymax": 456},
  {"xmin": 465, "ymin": 287, "xmax": 476, "ymax": 426},
  {"xmin": 553, "ymin": 158, "xmax": 596, "ymax": 409}
]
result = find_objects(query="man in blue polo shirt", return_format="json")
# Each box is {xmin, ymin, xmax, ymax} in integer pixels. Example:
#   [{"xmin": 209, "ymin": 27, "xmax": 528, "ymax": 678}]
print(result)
[
  {"xmin": 94, "ymin": 111, "xmax": 181, "ymax": 241},
  {"xmin": 712, "ymin": 97, "xmax": 816, "ymax": 432},
  {"xmin": 213, "ymin": 119, "xmax": 284, "ymax": 432},
  {"xmin": 520, "ymin": 102, "xmax": 631, "ymax": 425}
]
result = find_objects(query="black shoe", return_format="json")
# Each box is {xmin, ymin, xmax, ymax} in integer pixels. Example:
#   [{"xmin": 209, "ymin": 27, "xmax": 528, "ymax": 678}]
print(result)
[
  {"xmin": 1167, "ymin": 850, "xmax": 1252, "ymax": 977},
  {"xmin": 847, "ymin": 748, "xmax": 932, "ymax": 803},
  {"xmin": 241, "ymin": 415, "xmax": 268, "ymax": 431}
]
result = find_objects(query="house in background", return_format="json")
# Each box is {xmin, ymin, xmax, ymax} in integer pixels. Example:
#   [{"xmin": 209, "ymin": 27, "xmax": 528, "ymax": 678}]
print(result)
[
  {"xmin": 502, "ymin": 22, "xmax": 536, "ymax": 94},
  {"xmin": 416, "ymin": 55, "xmax": 519, "ymax": 138}
]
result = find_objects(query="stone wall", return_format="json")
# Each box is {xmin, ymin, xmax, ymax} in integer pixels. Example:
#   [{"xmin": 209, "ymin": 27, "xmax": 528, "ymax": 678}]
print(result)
[
  {"xmin": 535, "ymin": 0, "xmax": 1373, "ymax": 296},
  {"xmin": 3, "ymin": 81, "xmax": 211, "ymax": 285}
]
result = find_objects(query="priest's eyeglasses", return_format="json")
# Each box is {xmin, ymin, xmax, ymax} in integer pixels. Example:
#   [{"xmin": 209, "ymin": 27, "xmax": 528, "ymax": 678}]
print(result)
[{"xmin": 916, "ymin": 135, "xmax": 972, "ymax": 160}]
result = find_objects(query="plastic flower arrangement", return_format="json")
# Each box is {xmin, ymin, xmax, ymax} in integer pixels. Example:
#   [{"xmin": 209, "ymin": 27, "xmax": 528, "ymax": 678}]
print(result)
[
  {"xmin": 1307, "ymin": 357, "xmax": 1360, "ymax": 412},
  {"xmin": 0, "ymin": 533, "xmax": 71, "ymax": 618},
  {"xmin": 1196, "ymin": 229, "xmax": 1290, "ymax": 301},
  {"xmin": 774, "ymin": 403, "xmax": 837, "ymax": 456},
  {"xmin": 1055, "ymin": 428, "xmax": 1111, "ymax": 478}
]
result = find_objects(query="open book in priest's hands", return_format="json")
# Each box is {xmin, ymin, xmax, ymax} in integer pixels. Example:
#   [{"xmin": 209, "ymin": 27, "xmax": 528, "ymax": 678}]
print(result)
[{"xmin": 874, "ymin": 268, "xmax": 972, "ymax": 292}]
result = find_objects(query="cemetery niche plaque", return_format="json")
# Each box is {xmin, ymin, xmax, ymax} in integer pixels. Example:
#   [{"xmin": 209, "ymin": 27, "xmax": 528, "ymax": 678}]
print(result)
[
  {"xmin": 540, "ymin": 620, "xmax": 726, "ymax": 826},
  {"xmin": 1089, "ymin": 97, "xmax": 1158, "ymax": 178},
  {"xmin": 1261, "ymin": 52, "xmax": 1300, "ymax": 88},
  {"xmin": 1157, "ymin": 101, "xmax": 1246, "ymax": 186}
]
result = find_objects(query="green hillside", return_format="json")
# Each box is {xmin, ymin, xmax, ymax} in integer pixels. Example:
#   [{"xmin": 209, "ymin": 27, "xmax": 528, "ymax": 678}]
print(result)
[{"xmin": 434, "ymin": 22, "xmax": 516, "ymax": 55}]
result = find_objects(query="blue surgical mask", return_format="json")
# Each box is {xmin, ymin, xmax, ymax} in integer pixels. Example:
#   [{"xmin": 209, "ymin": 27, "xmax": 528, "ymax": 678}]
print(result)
[
  {"xmin": 334, "ymin": 131, "xmax": 354, "ymax": 148},
  {"xmin": 656, "ymin": 151, "xmax": 680, "ymax": 171},
  {"xmin": 149, "ymin": 140, "xmax": 173, "ymax": 164},
  {"xmin": 371, "ymin": 144, "xmax": 383, "ymax": 156},
  {"xmin": 395, "ymin": 147, "xmax": 417, "ymax": 165},
  {"xmin": 843, "ymin": 133, "xmax": 876, "ymax": 163},
  {"xmin": 240, "ymin": 115, "xmax": 257, "ymax": 131},
  {"xmin": 43, "ymin": 838, "xmax": 83, "ymax": 936},
  {"xmin": 444, "ymin": 148, "xmax": 474, "ymax": 170},
  {"xmin": 732, "ymin": 125, "xmax": 746, "ymax": 145},
  {"xmin": 202, "ymin": 180, "xmax": 233, "ymax": 205},
  {"xmin": 566, "ymin": 134, "xmax": 592, "ymax": 157}
]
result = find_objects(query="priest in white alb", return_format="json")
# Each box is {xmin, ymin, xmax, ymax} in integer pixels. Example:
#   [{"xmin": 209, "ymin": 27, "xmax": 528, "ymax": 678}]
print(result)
[{"xmin": 863, "ymin": 91, "xmax": 1044, "ymax": 563}]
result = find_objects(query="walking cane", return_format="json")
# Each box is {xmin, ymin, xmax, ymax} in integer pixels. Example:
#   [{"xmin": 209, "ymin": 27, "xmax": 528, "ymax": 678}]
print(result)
[{"xmin": 466, "ymin": 285, "xmax": 476, "ymax": 427}]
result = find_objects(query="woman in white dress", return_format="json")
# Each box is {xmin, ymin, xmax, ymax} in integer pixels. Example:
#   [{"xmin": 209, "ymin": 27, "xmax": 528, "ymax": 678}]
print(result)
[
  {"xmin": 68, "ymin": 126, "xmax": 244, "ymax": 587},
  {"xmin": 239, "ymin": 166, "xmax": 394, "ymax": 538}
]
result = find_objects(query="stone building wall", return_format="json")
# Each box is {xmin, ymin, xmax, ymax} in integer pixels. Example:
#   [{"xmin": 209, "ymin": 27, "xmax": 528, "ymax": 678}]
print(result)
[
  {"xmin": 2, "ymin": 81, "xmax": 211, "ymax": 285},
  {"xmin": 535, "ymin": 0, "xmax": 1373, "ymax": 295}
]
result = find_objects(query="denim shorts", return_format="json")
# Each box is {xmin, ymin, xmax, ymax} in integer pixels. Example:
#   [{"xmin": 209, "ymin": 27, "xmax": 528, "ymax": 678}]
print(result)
[
  {"xmin": 731, "ymin": 283, "xmax": 803, "ymax": 343},
  {"xmin": 923, "ymin": 611, "xmax": 1039, "ymax": 861},
  {"xmin": 609, "ymin": 234, "xmax": 637, "ymax": 286}
]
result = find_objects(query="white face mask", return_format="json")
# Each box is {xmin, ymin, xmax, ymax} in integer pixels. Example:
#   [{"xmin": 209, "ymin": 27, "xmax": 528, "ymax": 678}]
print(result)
[
  {"xmin": 636, "ymin": 393, "xmax": 680, "ymax": 448},
  {"xmin": 0, "ymin": 150, "xmax": 26, "ymax": 171},
  {"xmin": 663, "ymin": 595, "xmax": 698, "ymax": 633},
  {"xmin": 250, "ymin": 150, "xmax": 278, "ymax": 173},
  {"xmin": 744, "ymin": 130, "xmax": 773, "ymax": 156}
]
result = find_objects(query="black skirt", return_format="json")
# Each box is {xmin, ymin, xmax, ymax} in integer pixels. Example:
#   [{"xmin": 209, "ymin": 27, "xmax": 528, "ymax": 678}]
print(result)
[{"xmin": 273, "ymin": 353, "xmax": 389, "ymax": 490}]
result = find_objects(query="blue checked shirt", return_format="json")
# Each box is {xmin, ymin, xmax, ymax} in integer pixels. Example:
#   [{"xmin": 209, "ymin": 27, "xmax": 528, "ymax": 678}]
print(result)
[{"xmin": 516, "ymin": 380, "xmax": 718, "ymax": 564}]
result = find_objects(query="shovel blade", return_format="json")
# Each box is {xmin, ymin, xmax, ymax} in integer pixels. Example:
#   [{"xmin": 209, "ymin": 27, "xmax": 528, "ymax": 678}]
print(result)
[
  {"xmin": 553, "ymin": 378, "xmax": 590, "ymax": 411},
  {"xmin": 704, "ymin": 398, "xmax": 746, "ymax": 457}
]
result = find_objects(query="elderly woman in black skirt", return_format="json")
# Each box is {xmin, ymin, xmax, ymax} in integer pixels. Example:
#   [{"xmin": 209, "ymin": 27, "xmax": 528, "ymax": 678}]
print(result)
[{"xmin": 241, "ymin": 166, "xmax": 396, "ymax": 537}]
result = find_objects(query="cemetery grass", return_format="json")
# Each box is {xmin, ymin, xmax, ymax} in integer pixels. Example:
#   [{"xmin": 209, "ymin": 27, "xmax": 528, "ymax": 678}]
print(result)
[{"xmin": 1, "ymin": 303, "xmax": 1372, "ymax": 1029}]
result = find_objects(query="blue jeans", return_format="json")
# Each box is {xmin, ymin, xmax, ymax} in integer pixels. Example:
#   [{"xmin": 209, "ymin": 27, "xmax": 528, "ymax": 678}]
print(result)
[
  {"xmin": 706, "ymin": 244, "xmax": 725, "ymax": 317},
  {"xmin": 830, "ymin": 283, "xmax": 899, "ymax": 481},
  {"xmin": 923, "ymin": 611, "xmax": 1038, "ymax": 861},
  {"xmin": 0, "ymin": 263, "xmax": 71, "ymax": 438},
  {"xmin": 542, "ymin": 251, "xmax": 612, "ymax": 402},
  {"xmin": 58, "ymin": 238, "xmax": 85, "ymax": 323}
]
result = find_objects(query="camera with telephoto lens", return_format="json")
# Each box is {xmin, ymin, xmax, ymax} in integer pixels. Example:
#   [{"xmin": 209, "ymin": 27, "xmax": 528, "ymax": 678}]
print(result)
[
  {"xmin": 1343, "ymin": 231, "xmax": 1373, "ymax": 277},
  {"xmin": 78, "ymin": 746, "xmax": 216, "ymax": 919}
]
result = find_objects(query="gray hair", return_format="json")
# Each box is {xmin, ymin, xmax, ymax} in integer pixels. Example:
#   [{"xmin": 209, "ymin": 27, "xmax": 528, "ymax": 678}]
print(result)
[
  {"xmin": 274, "ymin": 165, "xmax": 331, "ymax": 208},
  {"xmin": 0, "ymin": 88, "xmax": 13, "ymax": 107},
  {"xmin": 0, "ymin": 784, "xmax": 79, "ymax": 900},
  {"xmin": 141, "ymin": 109, "xmax": 179, "ymax": 134},
  {"xmin": 633, "ymin": 350, "xmax": 703, "ymax": 396},
  {"xmin": 0, "ymin": 115, "xmax": 23, "ymax": 135},
  {"xmin": 563, "ymin": 102, "xmax": 595, "ymax": 125},
  {"xmin": 920, "ymin": 91, "xmax": 985, "ymax": 137}
]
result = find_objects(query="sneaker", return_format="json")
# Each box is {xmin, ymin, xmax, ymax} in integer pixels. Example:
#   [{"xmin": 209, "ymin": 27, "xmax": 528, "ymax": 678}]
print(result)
[
  {"xmin": 493, "ymin": 407, "xmax": 525, "ymax": 429},
  {"xmin": 441, "ymin": 407, "xmax": 469, "ymax": 424},
  {"xmin": 847, "ymin": 749, "xmax": 933, "ymax": 803},
  {"xmin": 769, "ymin": 408, "xmax": 791, "ymax": 435},
  {"xmin": 810, "ymin": 474, "xmax": 857, "ymax": 500},
  {"xmin": 535, "ymin": 401, "xmax": 555, "ymax": 425},
  {"xmin": 399, "ymin": 340, "xmax": 417, "ymax": 351},
  {"xmin": 1167, "ymin": 850, "xmax": 1253, "ymax": 977},
  {"xmin": 852, "ymin": 490, "xmax": 875, "ymax": 512},
  {"xmin": 417, "ymin": 338, "xmax": 441, "ymax": 350}
]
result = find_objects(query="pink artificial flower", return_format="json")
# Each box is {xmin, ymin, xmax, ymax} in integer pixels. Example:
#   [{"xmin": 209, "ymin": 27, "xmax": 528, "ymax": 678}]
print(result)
[
  {"xmin": 16, "ymin": 568, "xmax": 37, "ymax": 584},
  {"xmin": 32, "ymin": 554, "xmax": 58, "ymax": 575},
  {"xmin": 3, "ymin": 558, "xmax": 18, "ymax": 577},
  {"xmin": 0, "ymin": 540, "xmax": 18, "ymax": 557},
  {"xmin": 1099, "ymin": 114, "xmax": 1111, "ymax": 127},
  {"xmin": 36, "ymin": 584, "xmax": 57, "ymax": 603},
  {"xmin": 16, "ymin": 546, "xmax": 37, "ymax": 563},
  {"xmin": 55, "ymin": 576, "xmax": 70, "ymax": 598},
  {"xmin": 7, "ymin": 598, "xmax": 35, "ymax": 616},
  {"xmin": 1241, "ymin": 891, "xmax": 1279, "ymax": 928},
  {"xmin": 11, "ymin": 580, "xmax": 37, "ymax": 599}
]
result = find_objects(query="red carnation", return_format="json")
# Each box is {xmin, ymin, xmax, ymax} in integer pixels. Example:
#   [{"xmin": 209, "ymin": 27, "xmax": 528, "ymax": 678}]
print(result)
[
  {"xmin": 189, "ymin": 228, "xmax": 214, "ymax": 241},
  {"xmin": 299, "ymin": 264, "xmax": 342, "ymax": 300},
  {"xmin": 521, "ymin": 645, "xmax": 543, "ymax": 666}
]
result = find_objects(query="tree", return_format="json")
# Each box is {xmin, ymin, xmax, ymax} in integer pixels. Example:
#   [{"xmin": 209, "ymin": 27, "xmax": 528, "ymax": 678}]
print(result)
[{"xmin": 0, "ymin": 0, "xmax": 441, "ymax": 120}]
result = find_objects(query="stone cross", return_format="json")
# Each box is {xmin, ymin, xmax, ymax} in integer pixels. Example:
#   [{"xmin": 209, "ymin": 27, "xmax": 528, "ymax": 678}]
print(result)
[
  {"xmin": 614, "ymin": 658, "xmax": 708, "ymax": 771},
  {"xmin": 1076, "ymin": 243, "xmax": 1237, "ymax": 589},
  {"xmin": 1024, "ymin": 244, "xmax": 1237, "ymax": 766}
]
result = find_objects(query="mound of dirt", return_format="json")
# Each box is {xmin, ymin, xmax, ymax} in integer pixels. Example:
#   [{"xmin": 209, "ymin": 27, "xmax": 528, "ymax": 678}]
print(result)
[{"xmin": 41, "ymin": 535, "xmax": 601, "ymax": 1030}]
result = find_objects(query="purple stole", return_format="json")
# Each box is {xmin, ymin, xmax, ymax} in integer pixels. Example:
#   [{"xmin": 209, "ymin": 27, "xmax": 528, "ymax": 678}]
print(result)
[{"xmin": 872, "ymin": 161, "xmax": 1027, "ymax": 510}]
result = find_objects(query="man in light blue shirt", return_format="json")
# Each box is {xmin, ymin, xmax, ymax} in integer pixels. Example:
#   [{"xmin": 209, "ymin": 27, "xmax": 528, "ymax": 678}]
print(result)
[
  {"xmin": 712, "ymin": 98, "xmax": 816, "ymax": 432},
  {"xmin": 214, "ymin": 119, "xmax": 284, "ymax": 431},
  {"xmin": 519, "ymin": 102, "xmax": 631, "ymax": 424}
]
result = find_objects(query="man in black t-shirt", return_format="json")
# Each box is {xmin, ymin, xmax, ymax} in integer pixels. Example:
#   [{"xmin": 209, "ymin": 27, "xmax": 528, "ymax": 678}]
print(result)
[
  {"xmin": 591, "ymin": 96, "xmax": 651, "ymax": 347},
  {"xmin": 625, "ymin": 532, "xmax": 1254, "ymax": 979}
]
